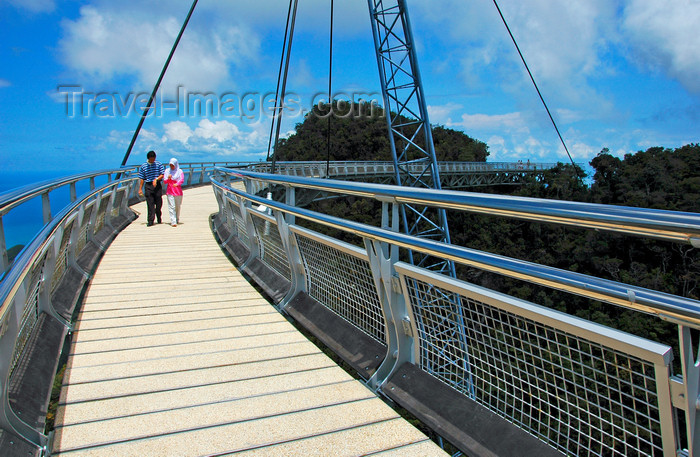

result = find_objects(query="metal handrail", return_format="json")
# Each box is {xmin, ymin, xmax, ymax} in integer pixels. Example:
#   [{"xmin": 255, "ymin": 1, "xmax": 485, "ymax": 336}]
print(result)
[
  {"xmin": 0, "ymin": 162, "xmax": 261, "ymax": 216},
  {"xmin": 249, "ymin": 160, "xmax": 558, "ymax": 173},
  {"xmin": 220, "ymin": 167, "xmax": 700, "ymax": 246},
  {"xmin": 0, "ymin": 167, "xmax": 137, "ymax": 216},
  {"xmin": 212, "ymin": 174, "xmax": 700, "ymax": 329}
]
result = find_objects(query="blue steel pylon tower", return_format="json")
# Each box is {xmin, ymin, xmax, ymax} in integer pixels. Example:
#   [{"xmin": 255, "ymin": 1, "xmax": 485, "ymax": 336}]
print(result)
[
  {"xmin": 367, "ymin": 0, "xmax": 474, "ymax": 399},
  {"xmin": 367, "ymin": 0, "xmax": 456, "ymax": 277}
]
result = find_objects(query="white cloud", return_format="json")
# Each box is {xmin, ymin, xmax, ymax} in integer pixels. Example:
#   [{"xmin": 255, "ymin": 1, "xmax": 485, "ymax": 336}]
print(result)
[
  {"xmin": 428, "ymin": 102, "xmax": 462, "ymax": 124},
  {"xmin": 622, "ymin": 0, "xmax": 700, "ymax": 94},
  {"xmin": 2, "ymin": 0, "xmax": 55, "ymax": 13},
  {"xmin": 124, "ymin": 119, "xmax": 271, "ymax": 160},
  {"xmin": 194, "ymin": 119, "xmax": 240, "ymax": 143},
  {"xmin": 449, "ymin": 112, "xmax": 528, "ymax": 132},
  {"xmin": 555, "ymin": 108, "xmax": 584, "ymax": 124},
  {"xmin": 58, "ymin": 5, "xmax": 260, "ymax": 93},
  {"xmin": 413, "ymin": 0, "xmax": 618, "ymax": 102},
  {"xmin": 163, "ymin": 121, "xmax": 193, "ymax": 144},
  {"xmin": 0, "ymin": 79, "xmax": 10, "ymax": 88},
  {"xmin": 108, "ymin": 129, "xmax": 130, "ymax": 146},
  {"xmin": 55, "ymin": 0, "xmax": 368, "ymax": 97},
  {"xmin": 408, "ymin": 0, "xmax": 700, "ymax": 166},
  {"xmin": 138, "ymin": 128, "xmax": 160, "ymax": 144}
]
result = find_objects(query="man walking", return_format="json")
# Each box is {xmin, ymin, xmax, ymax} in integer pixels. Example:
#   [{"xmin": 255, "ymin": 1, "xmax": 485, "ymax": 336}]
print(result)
[{"xmin": 137, "ymin": 150, "xmax": 165, "ymax": 226}]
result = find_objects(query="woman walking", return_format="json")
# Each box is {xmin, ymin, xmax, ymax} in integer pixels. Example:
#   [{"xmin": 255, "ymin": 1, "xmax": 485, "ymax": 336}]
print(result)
[{"xmin": 163, "ymin": 158, "xmax": 184, "ymax": 226}]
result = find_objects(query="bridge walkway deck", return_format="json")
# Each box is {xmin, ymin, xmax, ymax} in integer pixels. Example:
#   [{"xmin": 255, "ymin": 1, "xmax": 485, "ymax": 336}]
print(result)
[{"xmin": 50, "ymin": 186, "xmax": 446, "ymax": 456}]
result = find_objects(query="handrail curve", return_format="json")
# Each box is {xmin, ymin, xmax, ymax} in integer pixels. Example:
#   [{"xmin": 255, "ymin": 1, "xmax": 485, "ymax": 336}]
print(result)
[
  {"xmin": 212, "ymin": 175, "xmax": 700, "ymax": 329},
  {"xmin": 211, "ymin": 167, "xmax": 700, "ymax": 457},
  {"xmin": 221, "ymin": 167, "xmax": 700, "ymax": 246}
]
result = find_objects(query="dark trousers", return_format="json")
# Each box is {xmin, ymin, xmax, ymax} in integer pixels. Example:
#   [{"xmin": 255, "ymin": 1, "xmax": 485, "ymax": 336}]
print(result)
[{"xmin": 144, "ymin": 182, "xmax": 163, "ymax": 224}]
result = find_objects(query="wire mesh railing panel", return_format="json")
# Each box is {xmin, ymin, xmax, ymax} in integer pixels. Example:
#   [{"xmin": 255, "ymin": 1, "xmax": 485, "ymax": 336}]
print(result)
[
  {"xmin": 229, "ymin": 199, "xmax": 249, "ymax": 246},
  {"xmin": 403, "ymin": 275, "xmax": 666, "ymax": 457},
  {"xmin": 220, "ymin": 199, "xmax": 233, "ymax": 233},
  {"xmin": 250, "ymin": 212, "xmax": 291, "ymax": 281},
  {"xmin": 76, "ymin": 205, "xmax": 94, "ymax": 253},
  {"xmin": 50, "ymin": 220, "xmax": 74, "ymax": 294},
  {"xmin": 111, "ymin": 189, "xmax": 125, "ymax": 217},
  {"xmin": 50, "ymin": 247, "xmax": 68, "ymax": 295},
  {"xmin": 295, "ymin": 232, "xmax": 385, "ymax": 343},
  {"xmin": 94, "ymin": 194, "xmax": 110, "ymax": 233},
  {"xmin": 10, "ymin": 269, "xmax": 43, "ymax": 379}
]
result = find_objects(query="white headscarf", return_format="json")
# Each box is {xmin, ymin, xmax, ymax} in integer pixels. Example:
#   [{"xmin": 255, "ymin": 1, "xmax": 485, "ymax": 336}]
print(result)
[{"xmin": 164, "ymin": 158, "xmax": 183, "ymax": 181}]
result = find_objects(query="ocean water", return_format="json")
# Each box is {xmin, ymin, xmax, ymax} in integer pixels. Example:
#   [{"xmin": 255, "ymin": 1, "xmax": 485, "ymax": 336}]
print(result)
[{"xmin": 0, "ymin": 170, "xmax": 109, "ymax": 250}]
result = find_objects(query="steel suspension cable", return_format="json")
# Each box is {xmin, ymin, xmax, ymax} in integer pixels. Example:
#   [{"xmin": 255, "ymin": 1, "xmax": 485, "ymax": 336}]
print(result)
[
  {"xmin": 325, "ymin": 0, "xmax": 334, "ymax": 178},
  {"xmin": 266, "ymin": 0, "xmax": 295, "ymax": 165},
  {"xmin": 120, "ymin": 0, "xmax": 199, "ymax": 167},
  {"xmin": 270, "ymin": 0, "xmax": 300, "ymax": 175},
  {"xmin": 491, "ymin": 0, "xmax": 580, "ymax": 177}
]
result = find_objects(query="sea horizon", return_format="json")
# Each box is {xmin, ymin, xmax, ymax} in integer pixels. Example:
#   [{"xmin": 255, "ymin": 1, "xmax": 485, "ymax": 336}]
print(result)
[{"xmin": 0, "ymin": 169, "xmax": 111, "ymax": 250}]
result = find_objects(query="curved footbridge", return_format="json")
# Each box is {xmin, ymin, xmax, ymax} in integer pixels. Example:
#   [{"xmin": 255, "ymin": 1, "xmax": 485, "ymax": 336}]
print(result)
[{"xmin": 52, "ymin": 186, "xmax": 446, "ymax": 456}]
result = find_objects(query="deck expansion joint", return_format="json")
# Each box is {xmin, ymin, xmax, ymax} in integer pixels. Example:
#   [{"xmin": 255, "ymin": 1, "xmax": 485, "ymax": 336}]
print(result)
[
  {"xmin": 359, "ymin": 437, "xmax": 435, "ymax": 456},
  {"xmin": 62, "ymin": 351, "xmax": 325, "ymax": 384},
  {"xmin": 77, "ymin": 296, "xmax": 263, "ymax": 313},
  {"xmin": 59, "ymin": 362, "xmax": 341, "ymax": 406},
  {"xmin": 75, "ymin": 303, "xmax": 274, "ymax": 322},
  {"xmin": 207, "ymin": 417, "xmax": 400, "ymax": 456},
  {"xmin": 67, "ymin": 319, "xmax": 288, "ymax": 342},
  {"xmin": 54, "ymin": 397, "xmax": 379, "ymax": 455},
  {"xmin": 64, "ymin": 340, "xmax": 314, "ymax": 370},
  {"xmin": 56, "ymin": 378, "xmax": 356, "ymax": 428},
  {"xmin": 73, "ymin": 309, "xmax": 280, "ymax": 331},
  {"xmin": 69, "ymin": 329, "xmax": 299, "ymax": 356}
]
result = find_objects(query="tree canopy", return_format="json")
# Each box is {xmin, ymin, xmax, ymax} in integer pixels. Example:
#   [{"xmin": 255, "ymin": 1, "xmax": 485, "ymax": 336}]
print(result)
[{"xmin": 272, "ymin": 101, "xmax": 489, "ymax": 163}]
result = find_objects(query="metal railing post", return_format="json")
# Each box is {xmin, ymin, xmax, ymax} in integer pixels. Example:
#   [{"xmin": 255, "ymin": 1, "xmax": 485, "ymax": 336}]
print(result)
[
  {"xmin": 221, "ymin": 194, "xmax": 238, "ymax": 248},
  {"xmin": 211, "ymin": 184, "xmax": 236, "ymax": 248},
  {"xmin": 119, "ymin": 181, "xmax": 132, "ymax": 216},
  {"xmin": 68, "ymin": 204, "xmax": 89, "ymax": 280},
  {"xmin": 86, "ymin": 196, "xmax": 99, "ymax": 248},
  {"xmin": 680, "ymin": 325, "xmax": 700, "ymax": 456},
  {"xmin": 0, "ymin": 292, "xmax": 48, "ymax": 454},
  {"xmin": 38, "ymin": 228, "xmax": 71, "ymax": 330},
  {"xmin": 239, "ymin": 180, "xmax": 259, "ymax": 268},
  {"xmin": 365, "ymin": 199, "xmax": 415, "ymax": 389},
  {"xmin": 41, "ymin": 192, "xmax": 51, "ymax": 226},
  {"xmin": 278, "ymin": 186, "xmax": 305, "ymax": 309},
  {"xmin": 0, "ymin": 217, "xmax": 7, "ymax": 274}
]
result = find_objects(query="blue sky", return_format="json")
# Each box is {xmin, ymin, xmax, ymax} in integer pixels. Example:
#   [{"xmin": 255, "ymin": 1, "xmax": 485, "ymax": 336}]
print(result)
[{"xmin": 1, "ymin": 0, "xmax": 699, "ymax": 176}]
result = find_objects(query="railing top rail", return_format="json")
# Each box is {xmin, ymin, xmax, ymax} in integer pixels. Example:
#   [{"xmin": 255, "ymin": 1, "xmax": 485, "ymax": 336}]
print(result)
[
  {"xmin": 249, "ymin": 160, "xmax": 560, "ymax": 168},
  {"xmin": 212, "ymin": 176, "xmax": 700, "ymax": 329},
  {"xmin": 0, "ymin": 162, "xmax": 256, "ymax": 217},
  {"xmin": 218, "ymin": 167, "xmax": 700, "ymax": 246},
  {"xmin": 0, "ymin": 167, "xmax": 137, "ymax": 216},
  {"xmin": 179, "ymin": 161, "xmax": 258, "ymax": 168}
]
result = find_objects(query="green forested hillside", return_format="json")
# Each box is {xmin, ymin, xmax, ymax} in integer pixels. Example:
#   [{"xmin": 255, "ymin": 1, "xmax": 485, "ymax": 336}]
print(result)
[{"xmin": 273, "ymin": 102, "xmax": 489, "ymax": 162}]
